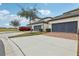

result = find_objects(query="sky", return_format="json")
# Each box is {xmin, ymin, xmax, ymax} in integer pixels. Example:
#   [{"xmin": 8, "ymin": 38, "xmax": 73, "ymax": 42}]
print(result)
[{"xmin": 0, "ymin": 3, "xmax": 79, "ymax": 27}]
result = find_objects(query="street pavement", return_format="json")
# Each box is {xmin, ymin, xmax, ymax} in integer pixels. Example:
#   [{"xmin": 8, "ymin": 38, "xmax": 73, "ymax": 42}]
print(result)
[{"xmin": 0, "ymin": 32, "xmax": 25, "ymax": 56}]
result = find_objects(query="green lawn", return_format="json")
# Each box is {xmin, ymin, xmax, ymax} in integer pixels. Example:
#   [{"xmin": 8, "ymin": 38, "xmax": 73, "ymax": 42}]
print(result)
[
  {"xmin": 0, "ymin": 28, "xmax": 17, "ymax": 32},
  {"xmin": 9, "ymin": 32, "xmax": 47, "ymax": 38}
]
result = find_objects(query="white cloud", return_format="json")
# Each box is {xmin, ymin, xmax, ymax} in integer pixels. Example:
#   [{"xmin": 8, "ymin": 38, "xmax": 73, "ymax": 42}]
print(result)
[
  {"xmin": 0, "ymin": 9, "xmax": 51, "ymax": 27},
  {"xmin": 0, "ymin": 23, "xmax": 14, "ymax": 28},
  {"xmin": 0, "ymin": 10, "xmax": 10, "ymax": 16},
  {"xmin": 38, "ymin": 9, "xmax": 51, "ymax": 16},
  {"xmin": 0, "ymin": 10, "xmax": 20, "ymax": 20},
  {"xmin": 0, "ymin": 9, "xmax": 30, "ymax": 27}
]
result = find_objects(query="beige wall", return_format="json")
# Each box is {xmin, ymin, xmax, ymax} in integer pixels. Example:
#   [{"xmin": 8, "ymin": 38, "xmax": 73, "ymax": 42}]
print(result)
[
  {"xmin": 43, "ymin": 23, "xmax": 48, "ymax": 31},
  {"xmin": 31, "ymin": 18, "xmax": 52, "ymax": 31},
  {"xmin": 49, "ymin": 16, "xmax": 79, "ymax": 32},
  {"xmin": 43, "ymin": 18, "xmax": 52, "ymax": 22},
  {"xmin": 31, "ymin": 18, "xmax": 40, "ymax": 23}
]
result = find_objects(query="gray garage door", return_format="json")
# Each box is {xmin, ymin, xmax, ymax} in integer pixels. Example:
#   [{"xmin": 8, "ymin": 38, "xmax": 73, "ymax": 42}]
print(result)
[
  {"xmin": 52, "ymin": 21, "xmax": 77, "ymax": 33},
  {"xmin": 34, "ymin": 25, "xmax": 42, "ymax": 31}
]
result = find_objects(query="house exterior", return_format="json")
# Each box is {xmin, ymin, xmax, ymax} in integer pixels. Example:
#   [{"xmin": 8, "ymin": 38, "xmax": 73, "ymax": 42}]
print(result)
[
  {"xmin": 29, "ymin": 8, "xmax": 79, "ymax": 33},
  {"xmin": 48, "ymin": 8, "xmax": 79, "ymax": 33},
  {"xmin": 29, "ymin": 17, "xmax": 52, "ymax": 31}
]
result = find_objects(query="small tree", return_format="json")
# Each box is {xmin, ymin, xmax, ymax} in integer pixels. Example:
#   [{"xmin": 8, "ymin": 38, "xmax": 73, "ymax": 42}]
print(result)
[
  {"xmin": 18, "ymin": 8, "xmax": 39, "ymax": 32},
  {"xmin": 10, "ymin": 20, "xmax": 20, "ymax": 28}
]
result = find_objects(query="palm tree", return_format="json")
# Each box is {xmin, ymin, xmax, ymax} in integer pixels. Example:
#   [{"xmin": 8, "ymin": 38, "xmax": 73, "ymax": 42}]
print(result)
[{"xmin": 18, "ymin": 7, "xmax": 39, "ymax": 32}]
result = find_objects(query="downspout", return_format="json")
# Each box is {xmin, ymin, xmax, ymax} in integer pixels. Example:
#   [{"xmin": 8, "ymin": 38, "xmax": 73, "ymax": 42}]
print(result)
[{"xmin": 29, "ymin": 17, "xmax": 32, "ymax": 33}]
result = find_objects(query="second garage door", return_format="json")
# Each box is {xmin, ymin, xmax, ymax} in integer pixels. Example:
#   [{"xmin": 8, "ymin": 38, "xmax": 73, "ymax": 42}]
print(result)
[{"xmin": 52, "ymin": 21, "xmax": 77, "ymax": 33}]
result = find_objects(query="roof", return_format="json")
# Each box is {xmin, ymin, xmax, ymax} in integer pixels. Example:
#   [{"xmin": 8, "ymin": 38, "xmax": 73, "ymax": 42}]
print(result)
[
  {"xmin": 48, "ymin": 8, "xmax": 79, "ymax": 21},
  {"xmin": 30, "ymin": 20, "xmax": 48, "ymax": 25},
  {"xmin": 29, "ymin": 8, "xmax": 79, "ymax": 24},
  {"xmin": 35, "ymin": 17, "xmax": 53, "ymax": 20},
  {"xmin": 41, "ymin": 17, "xmax": 53, "ymax": 20},
  {"xmin": 29, "ymin": 17, "xmax": 52, "ymax": 25}
]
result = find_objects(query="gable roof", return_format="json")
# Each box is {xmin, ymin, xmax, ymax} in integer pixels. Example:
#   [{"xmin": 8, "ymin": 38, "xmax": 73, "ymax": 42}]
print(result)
[
  {"xmin": 30, "ymin": 21, "xmax": 47, "ymax": 25},
  {"xmin": 41, "ymin": 17, "xmax": 53, "ymax": 20},
  {"xmin": 29, "ymin": 17, "xmax": 52, "ymax": 25},
  {"xmin": 29, "ymin": 8, "xmax": 79, "ymax": 24},
  {"xmin": 48, "ymin": 8, "xmax": 79, "ymax": 21}
]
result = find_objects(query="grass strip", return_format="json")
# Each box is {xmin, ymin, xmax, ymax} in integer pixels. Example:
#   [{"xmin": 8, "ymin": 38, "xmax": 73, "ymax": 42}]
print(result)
[{"xmin": 9, "ymin": 32, "xmax": 46, "ymax": 38}]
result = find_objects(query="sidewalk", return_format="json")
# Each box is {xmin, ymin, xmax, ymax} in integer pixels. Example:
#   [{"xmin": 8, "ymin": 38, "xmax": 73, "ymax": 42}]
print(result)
[
  {"xmin": 0, "ymin": 33, "xmax": 24, "ymax": 56},
  {"xmin": 0, "ymin": 40, "xmax": 5, "ymax": 56}
]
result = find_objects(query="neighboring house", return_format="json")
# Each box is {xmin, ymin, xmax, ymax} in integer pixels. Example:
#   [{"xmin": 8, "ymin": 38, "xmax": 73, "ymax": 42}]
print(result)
[
  {"xmin": 29, "ymin": 17, "xmax": 52, "ymax": 31},
  {"xmin": 29, "ymin": 8, "xmax": 79, "ymax": 33}
]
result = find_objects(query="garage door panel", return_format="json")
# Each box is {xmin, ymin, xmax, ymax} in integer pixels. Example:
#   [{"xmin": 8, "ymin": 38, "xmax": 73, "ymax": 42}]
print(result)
[
  {"xmin": 65, "ymin": 22, "xmax": 77, "ymax": 33},
  {"xmin": 52, "ymin": 21, "xmax": 77, "ymax": 33},
  {"xmin": 34, "ymin": 25, "xmax": 42, "ymax": 31},
  {"xmin": 52, "ymin": 23, "xmax": 65, "ymax": 32}
]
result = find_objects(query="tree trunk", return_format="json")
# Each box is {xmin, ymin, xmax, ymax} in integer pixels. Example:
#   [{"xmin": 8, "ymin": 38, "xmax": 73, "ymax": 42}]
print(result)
[{"xmin": 29, "ymin": 17, "xmax": 32, "ymax": 33}]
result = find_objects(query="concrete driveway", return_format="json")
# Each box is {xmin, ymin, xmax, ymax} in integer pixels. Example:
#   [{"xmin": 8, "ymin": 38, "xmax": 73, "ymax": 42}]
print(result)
[
  {"xmin": 0, "ymin": 31, "xmax": 27, "ymax": 56},
  {"xmin": 0, "ymin": 32, "xmax": 78, "ymax": 56},
  {"xmin": 10, "ymin": 35, "xmax": 77, "ymax": 56}
]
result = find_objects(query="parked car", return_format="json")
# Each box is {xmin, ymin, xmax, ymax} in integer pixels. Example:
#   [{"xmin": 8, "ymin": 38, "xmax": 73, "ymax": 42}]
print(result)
[{"xmin": 19, "ymin": 26, "xmax": 31, "ymax": 31}]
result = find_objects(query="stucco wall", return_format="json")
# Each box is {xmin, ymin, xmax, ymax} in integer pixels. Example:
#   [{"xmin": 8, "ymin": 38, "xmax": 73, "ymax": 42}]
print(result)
[
  {"xmin": 31, "ymin": 18, "xmax": 40, "ymax": 23},
  {"xmin": 31, "ymin": 18, "xmax": 52, "ymax": 31},
  {"xmin": 49, "ymin": 16, "xmax": 79, "ymax": 32},
  {"xmin": 31, "ymin": 16, "xmax": 79, "ymax": 32},
  {"xmin": 43, "ymin": 23, "xmax": 48, "ymax": 31}
]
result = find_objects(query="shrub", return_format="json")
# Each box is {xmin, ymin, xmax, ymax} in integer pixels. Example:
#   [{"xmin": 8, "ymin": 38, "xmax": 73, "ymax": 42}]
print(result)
[
  {"xmin": 46, "ymin": 28, "xmax": 51, "ymax": 32},
  {"xmin": 39, "ymin": 29, "xmax": 43, "ymax": 32}
]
